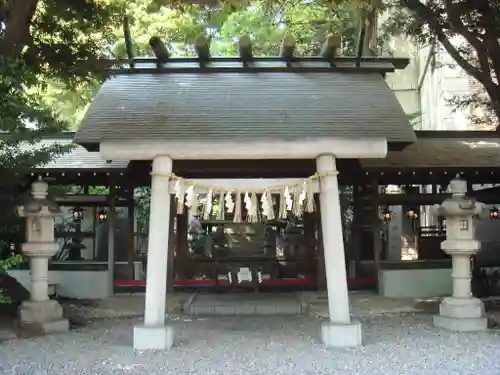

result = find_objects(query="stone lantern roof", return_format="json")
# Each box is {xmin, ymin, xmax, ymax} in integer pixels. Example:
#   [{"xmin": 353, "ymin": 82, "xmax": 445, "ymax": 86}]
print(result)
[{"xmin": 17, "ymin": 178, "xmax": 62, "ymax": 216}]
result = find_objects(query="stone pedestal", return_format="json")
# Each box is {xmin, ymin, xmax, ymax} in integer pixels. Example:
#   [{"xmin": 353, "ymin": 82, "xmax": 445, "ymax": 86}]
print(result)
[
  {"xmin": 16, "ymin": 177, "xmax": 68, "ymax": 336},
  {"xmin": 18, "ymin": 299, "xmax": 69, "ymax": 335},
  {"xmin": 432, "ymin": 176, "xmax": 487, "ymax": 332},
  {"xmin": 134, "ymin": 325, "xmax": 174, "ymax": 350},
  {"xmin": 433, "ymin": 297, "xmax": 487, "ymax": 331},
  {"xmin": 321, "ymin": 321, "xmax": 362, "ymax": 348}
]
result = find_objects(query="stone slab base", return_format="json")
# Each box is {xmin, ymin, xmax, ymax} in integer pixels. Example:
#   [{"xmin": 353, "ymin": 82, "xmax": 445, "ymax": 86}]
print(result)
[
  {"xmin": 19, "ymin": 319, "xmax": 69, "ymax": 337},
  {"xmin": 185, "ymin": 293, "xmax": 304, "ymax": 316},
  {"xmin": 433, "ymin": 315, "xmax": 487, "ymax": 332},
  {"xmin": 18, "ymin": 299, "xmax": 68, "ymax": 336},
  {"xmin": 439, "ymin": 296, "xmax": 485, "ymax": 319},
  {"xmin": 19, "ymin": 299, "xmax": 64, "ymax": 323},
  {"xmin": 321, "ymin": 321, "xmax": 362, "ymax": 348},
  {"xmin": 134, "ymin": 325, "xmax": 174, "ymax": 350}
]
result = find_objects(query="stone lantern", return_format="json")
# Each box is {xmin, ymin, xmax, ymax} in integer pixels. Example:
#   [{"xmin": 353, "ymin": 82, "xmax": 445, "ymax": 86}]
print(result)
[
  {"xmin": 432, "ymin": 175, "xmax": 487, "ymax": 331},
  {"xmin": 16, "ymin": 177, "xmax": 69, "ymax": 334}
]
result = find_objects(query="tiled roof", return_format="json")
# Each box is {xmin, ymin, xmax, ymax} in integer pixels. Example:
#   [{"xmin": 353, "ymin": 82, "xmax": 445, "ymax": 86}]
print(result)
[
  {"xmin": 362, "ymin": 138, "xmax": 500, "ymax": 169},
  {"xmin": 32, "ymin": 139, "xmax": 127, "ymax": 170},
  {"xmin": 75, "ymin": 71, "xmax": 415, "ymax": 146},
  {"xmin": 35, "ymin": 131, "xmax": 500, "ymax": 171}
]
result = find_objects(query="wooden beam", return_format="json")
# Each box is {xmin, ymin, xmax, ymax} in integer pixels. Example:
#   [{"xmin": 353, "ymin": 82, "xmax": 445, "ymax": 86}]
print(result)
[
  {"xmin": 375, "ymin": 193, "xmax": 448, "ymax": 205},
  {"xmin": 377, "ymin": 190, "xmax": 500, "ymax": 205},
  {"xmin": 55, "ymin": 195, "xmax": 130, "ymax": 206}
]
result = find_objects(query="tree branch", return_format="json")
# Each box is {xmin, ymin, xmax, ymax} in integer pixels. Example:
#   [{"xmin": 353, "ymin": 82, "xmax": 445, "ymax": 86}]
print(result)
[
  {"xmin": 0, "ymin": 0, "xmax": 39, "ymax": 59},
  {"xmin": 402, "ymin": 0, "xmax": 489, "ymax": 87},
  {"xmin": 477, "ymin": 1, "xmax": 500, "ymax": 87},
  {"xmin": 442, "ymin": 0, "xmax": 495, "ymax": 89}
]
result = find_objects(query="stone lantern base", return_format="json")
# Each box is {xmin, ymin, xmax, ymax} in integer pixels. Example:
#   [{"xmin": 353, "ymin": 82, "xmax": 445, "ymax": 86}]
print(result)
[
  {"xmin": 433, "ymin": 296, "xmax": 487, "ymax": 332},
  {"xmin": 18, "ymin": 299, "xmax": 69, "ymax": 336}
]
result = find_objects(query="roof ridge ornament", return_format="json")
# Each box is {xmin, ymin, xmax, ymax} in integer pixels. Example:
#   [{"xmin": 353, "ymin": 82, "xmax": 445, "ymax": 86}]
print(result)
[
  {"xmin": 280, "ymin": 33, "xmax": 296, "ymax": 63},
  {"xmin": 194, "ymin": 33, "xmax": 210, "ymax": 64},
  {"xmin": 149, "ymin": 36, "xmax": 170, "ymax": 67},
  {"xmin": 320, "ymin": 34, "xmax": 342, "ymax": 64},
  {"xmin": 110, "ymin": 21, "xmax": 408, "ymax": 72},
  {"xmin": 238, "ymin": 35, "xmax": 253, "ymax": 64}
]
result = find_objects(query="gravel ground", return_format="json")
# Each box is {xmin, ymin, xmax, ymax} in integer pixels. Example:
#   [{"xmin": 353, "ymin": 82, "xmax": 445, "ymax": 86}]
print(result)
[{"xmin": 1, "ymin": 314, "xmax": 500, "ymax": 375}]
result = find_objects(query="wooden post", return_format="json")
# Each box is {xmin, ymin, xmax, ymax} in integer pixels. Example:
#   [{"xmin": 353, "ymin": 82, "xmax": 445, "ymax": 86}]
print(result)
[
  {"xmin": 315, "ymin": 194, "xmax": 326, "ymax": 289},
  {"xmin": 175, "ymin": 210, "xmax": 189, "ymax": 278},
  {"xmin": 166, "ymin": 195, "xmax": 176, "ymax": 293},
  {"xmin": 349, "ymin": 185, "xmax": 362, "ymax": 279},
  {"xmin": 125, "ymin": 187, "xmax": 136, "ymax": 280},
  {"xmin": 371, "ymin": 178, "xmax": 382, "ymax": 288},
  {"xmin": 303, "ymin": 212, "xmax": 316, "ymax": 277},
  {"xmin": 107, "ymin": 186, "xmax": 116, "ymax": 296}
]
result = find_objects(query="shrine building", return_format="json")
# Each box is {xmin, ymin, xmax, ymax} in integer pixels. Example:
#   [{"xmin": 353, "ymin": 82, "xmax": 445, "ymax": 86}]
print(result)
[
  {"xmin": 9, "ymin": 36, "xmax": 500, "ymax": 350},
  {"xmin": 72, "ymin": 37, "xmax": 415, "ymax": 349}
]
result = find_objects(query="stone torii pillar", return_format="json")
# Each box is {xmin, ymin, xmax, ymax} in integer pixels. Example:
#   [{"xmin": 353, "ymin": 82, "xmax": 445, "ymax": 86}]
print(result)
[
  {"xmin": 17, "ymin": 177, "xmax": 69, "ymax": 335},
  {"xmin": 134, "ymin": 155, "xmax": 174, "ymax": 350},
  {"xmin": 317, "ymin": 154, "xmax": 362, "ymax": 347},
  {"xmin": 433, "ymin": 176, "xmax": 487, "ymax": 332}
]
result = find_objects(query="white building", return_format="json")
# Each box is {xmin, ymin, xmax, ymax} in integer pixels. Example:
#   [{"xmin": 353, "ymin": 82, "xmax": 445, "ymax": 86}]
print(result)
[{"xmin": 385, "ymin": 36, "xmax": 492, "ymax": 131}]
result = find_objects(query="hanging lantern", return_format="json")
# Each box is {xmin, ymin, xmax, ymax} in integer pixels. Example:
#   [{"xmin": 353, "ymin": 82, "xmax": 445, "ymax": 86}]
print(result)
[
  {"xmin": 71, "ymin": 207, "xmax": 84, "ymax": 223},
  {"xmin": 381, "ymin": 208, "xmax": 393, "ymax": 222},
  {"xmin": 407, "ymin": 210, "xmax": 419, "ymax": 220},
  {"xmin": 489, "ymin": 207, "xmax": 499, "ymax": 220},
  {"xmin": 97, "ymin": 209, "xmax": 107, "ymax": 223}
]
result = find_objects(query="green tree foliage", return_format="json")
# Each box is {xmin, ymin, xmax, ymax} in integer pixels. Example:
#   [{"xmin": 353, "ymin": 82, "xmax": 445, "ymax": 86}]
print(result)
[
  {"xmin": 146, "ymin": 0, "xmax": 500, "ymax": 130},
  {"xmin": 118, "ymin": 0, "xmax": 359, "ymax": 57},
  {"xmin": 0, "ymin": 0, "xmax": 124, "ymax": 252},
  {"xmin": 32, "ymin": 0, "xmax": 363, "ymax": 235},
  {"xmin": 0, "ymin": 253, "xmax": 24, "ymax": 304},
  {"xmin": 41, "ymin": 0, "xmax": 360, "ymax": 128}
]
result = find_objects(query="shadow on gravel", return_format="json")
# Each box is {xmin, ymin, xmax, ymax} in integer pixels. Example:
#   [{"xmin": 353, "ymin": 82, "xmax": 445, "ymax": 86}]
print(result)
[
  {"xmin": 413, "ymin": 299, "xmax": 440, "ymax": 314},
  {"xmin": 58, "ymin": 297, "xmax": 100, "ymax": 329}
]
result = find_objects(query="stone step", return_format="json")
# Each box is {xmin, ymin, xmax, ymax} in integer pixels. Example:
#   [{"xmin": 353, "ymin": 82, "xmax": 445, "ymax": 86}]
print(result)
[{"xmin": 184, "ymin": 292, "xmax": 306, "ymax": 316}]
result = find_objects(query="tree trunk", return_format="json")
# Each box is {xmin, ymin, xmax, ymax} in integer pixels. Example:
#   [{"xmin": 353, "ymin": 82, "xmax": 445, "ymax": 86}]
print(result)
[
  {"xmin": 0, "ymin": 0, "xmax": 39, "ymax": 58},
  {"xmin": 359, "ymin": 0, "xmax": 380, "ymax": 56}
]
